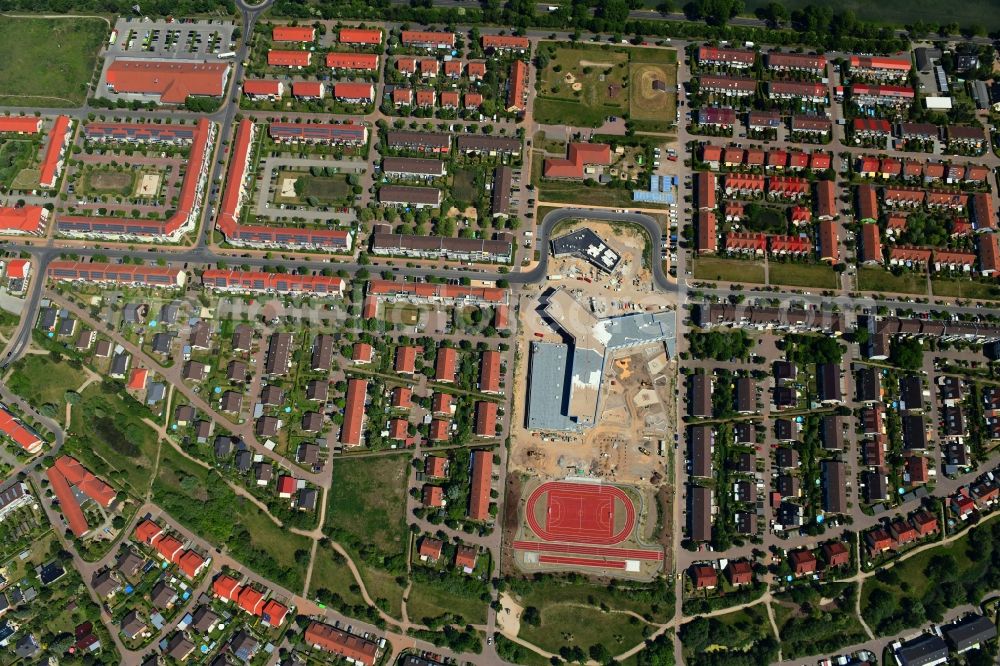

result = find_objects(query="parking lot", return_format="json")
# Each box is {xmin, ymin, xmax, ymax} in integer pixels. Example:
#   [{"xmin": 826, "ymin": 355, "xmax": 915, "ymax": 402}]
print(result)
[{"xmin": 108, "ymin": 17, "xmax": 237, "ymax": 60}]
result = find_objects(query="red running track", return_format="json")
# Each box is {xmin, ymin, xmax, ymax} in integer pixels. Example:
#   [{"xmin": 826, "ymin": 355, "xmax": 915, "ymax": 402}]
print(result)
[
  {"xmin": 538, "ymin": 555, "xmax": 627, "ymax": 570},
  {"xmin": 525, "ymin": 481, "xmax": 636, "ymax": 545},
  {"xmin": 513, "ymin": 540, "xmax": 664, "ymax": 561}
]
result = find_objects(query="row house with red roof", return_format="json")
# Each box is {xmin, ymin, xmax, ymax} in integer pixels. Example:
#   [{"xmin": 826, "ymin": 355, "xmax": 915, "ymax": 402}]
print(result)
[
  {"xmin": 850, "ymin": 84, "xmax": 915, "ymax": 107},
  {"xmin": 698, "ymin": 76, "xmax": 756, "ymax": 97},
  {"xmin": 889, "ymin": 245, "xmax": 933, "ymax": 269},
  {"xmin": 766, "ymin": 51, "xmax": 826, "ymax": 74},
  {"xmin": 935, "ymin": 250, "xmax": 978, "ymax": 273},
  {"xmin": 243, "ymin": 80, "xmax": 284, "ymax": 101},
  {"xmin": 339, "ymin": 27, "xmax": 382, "ymax": 46},
  {"xmin": 133, "ymin": 519, "xmax": 211, "ymax": 579},
  {"xmin": 723, "ymin": 173, "xmax": 765, "ymax": 197},
  {"xmin": 696, "ymin": 46, "xmax": 756, "ymax": 69},
  {"xmin": 882, "ymin": 186, "xmax": 925, "ymax": 209},
  {"xmin": 212, "ymin": 573, "xmax": 289, "ymax": 627},
  {"xmin": 768, "ymin": 81, "xmax": 828, "ymax": 103},
  {"xmin": 817, "ymin": 219, "xmax": 839, "ymax": 262},
  {"xmin": 848, "ymin": 55, "xmax": 912, "ymax": 81},
  {"xmin": 852, "ymin": 118, "xmax": 893, "ymax": 139},
  {"xmin": 769, "ymin": 234, "xmax": 812, "ymax": 256},
  {"xmin": 326, "ymin": 52, "xmax": 379, "ymax": 71},
  {"xmin": 725, "ymin": 232, "xmax": 767, "ymax": 255},
  {"xmin": 767, "ymin": 176, "xmax": 809, "ymax": 201}
]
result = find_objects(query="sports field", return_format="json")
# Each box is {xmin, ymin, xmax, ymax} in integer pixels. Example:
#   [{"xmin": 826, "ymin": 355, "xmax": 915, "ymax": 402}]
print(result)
[
  {"xmin": 629, "ymin": 48, "xmax": 678, "ymax": 134},
  {"xmin": 0, "ymin": 17, "xmax": 108, "ymax": 107}
]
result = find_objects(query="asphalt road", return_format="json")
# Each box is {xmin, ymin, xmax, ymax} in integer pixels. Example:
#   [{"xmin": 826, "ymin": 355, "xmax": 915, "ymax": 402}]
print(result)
[{"xmin": 529, "ymin": 207, "xmax": 674, "ymax": 291}]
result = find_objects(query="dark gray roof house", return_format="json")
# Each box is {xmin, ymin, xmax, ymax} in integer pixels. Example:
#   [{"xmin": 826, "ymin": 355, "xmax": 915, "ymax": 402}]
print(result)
[
  {"xmin": 297, "ymin": 487, "xmax": 318, "ymax": 511},
  {"xmin": 689, "ymin": 425, "xmax": 712, "ymax": 478},
  {"xmin": 817, "ymin": 363, "xmax": 843, "ymax": 404},
  {"xmin": 232, "ymin": 324, "xmax": 253, "ymax": 352},
  {"xmin": 151, "ymin": 332, "xmax": 174, "ymax": 355},
  {"xmin": 235, "ymin": 449, "xmax": 252, "ymax": 473},
  {"xmin": 220, "ymin": 391, "xmax": 243, "ymax": 413},
  {"xmin": 297, "ymin": 442, "xmax": 319, "ymax": 465},
  {"xmin": 895, "ymin": 633, "xmax": 948, "ymax": 666},
  {"xmin": 942, "ymin": 614, "xmax": 997, "ymax": 653},
  {"xmin": 214, "ymin": 436, "xmax": 234, "ymax": 458},
  {"xmin": 110, "ymin": 351, "xmax": 130, "ymax": 378}
]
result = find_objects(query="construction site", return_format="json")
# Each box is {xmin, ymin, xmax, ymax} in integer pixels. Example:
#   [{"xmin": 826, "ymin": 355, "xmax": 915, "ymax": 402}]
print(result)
[{"xmin": 504, "ymin": 219, "xmax": 677, "ymax": 578}]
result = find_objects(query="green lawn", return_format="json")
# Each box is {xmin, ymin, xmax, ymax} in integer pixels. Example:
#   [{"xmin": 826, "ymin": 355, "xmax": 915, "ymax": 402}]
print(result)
[
  {"xmin": 517, "ymin": 603, "xmax": 649, "ymax": 657},
  {"xmin": 0, "ymin": 17, "xmax": 108, "ymax": 106},
  {"xmin": 7, "ymin": 354, "xmax": 87, "ymax": 419},
  {"xmin": 931, "ymin": 276, "xmax": 1000, "ymax": 301},
  {"xmin": 326, "ymin": 453, "xmax": 409, "ymax": 556},
  {"xmin": 769, "ymin": 262, "xmax": 839, "ymax": 289},
  {"xmin": 153, "ymin": 444, "xmax": 312, "ymax": 592},
  {"xmin": 84, "ymin": 168, "xmax": 135, "ymax": 195},
  {"xmin": 693, "ymin": 256, "xmax": 766, "ymax": 283},
  {"xmin": 66, "ymin": 382, "xmax": 159, "ymax": 497},
  {"xmin": 857, "ymin": 267, "xmax": 928, "ymax": 295}
]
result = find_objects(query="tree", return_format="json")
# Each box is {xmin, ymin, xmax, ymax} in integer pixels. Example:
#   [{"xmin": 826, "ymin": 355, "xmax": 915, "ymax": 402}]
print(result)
[{"xmin": 522, "ymin": 605, "xmax": 541, "ymax": 626}]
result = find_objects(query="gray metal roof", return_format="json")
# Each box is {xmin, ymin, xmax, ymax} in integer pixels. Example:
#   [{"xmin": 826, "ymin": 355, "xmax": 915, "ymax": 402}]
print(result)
[{"xmin": 526, "ymin": 342, "xmax": 575, "ymax": 432}]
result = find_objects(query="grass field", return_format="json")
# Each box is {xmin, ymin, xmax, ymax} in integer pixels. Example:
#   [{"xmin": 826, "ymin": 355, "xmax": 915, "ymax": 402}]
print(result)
[
  {"xmin": 86, "ymin": 168, "xmax": 134, "ymax": 195},
  {"xmin": 153, "ymin": 444, "xmax": 311, "ymax": 592},
  {"xmin": 857, "ymin": 267, "xmax": 928, "ymax": 295},
  {"xmin": 0, "ymin": 139, "xmax": 35, "ymax": 188},
  {"xmin": 7, "ymin": 354, "xmax": 86, "ymax": 419},
  {"xmin": 517, "ymin": 603, "xmax": 648, "ymax": 656},
  {"xmin": 325, "ymin": 453, "xmax": 410, "ymax": 616},
  {"xmin": 769, "ymin": 262, "xmax": 839, "ymax": 289},
  {"xmin": 10, "ymin": 167, "xmax": 40, "ymax": 191},
  {"xmin": 67, "ymin": 383, "xmax": 159, "ymax": 497},
  {"xmin": 277, "ymin": 171, "xmax": 352, "ymax": 205},
  {"xmin": 0, "ymin": 17, "xmax": 107, "ymax": 107},
  {"xmin": 383, "ymin": 303, "xmax": 421, "ymax": 326},
  {"xmin": 508, "ymin": 575, "xmax": 674, "ymax": 624},
  {"xmin": 932, "ymin": 277, "xmax": 1000, "ymax": 301},
  {"xmin": 308, "ymin": 545, "xmax": 368, "ymax": 608},
  {"xmin": 535, "ymin": 42, "xmax": 630, "ymax": 127},
  {"xmin": 693, "ymin": 256, "xmax": 766, "ymax": 283},
  {"xmin": 326, "ymin": 453, "xmax": 409, "ymax": 555},
  {"xmin": 407, "ymin": 577, "xmax": 489, "ymax": 625}
]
